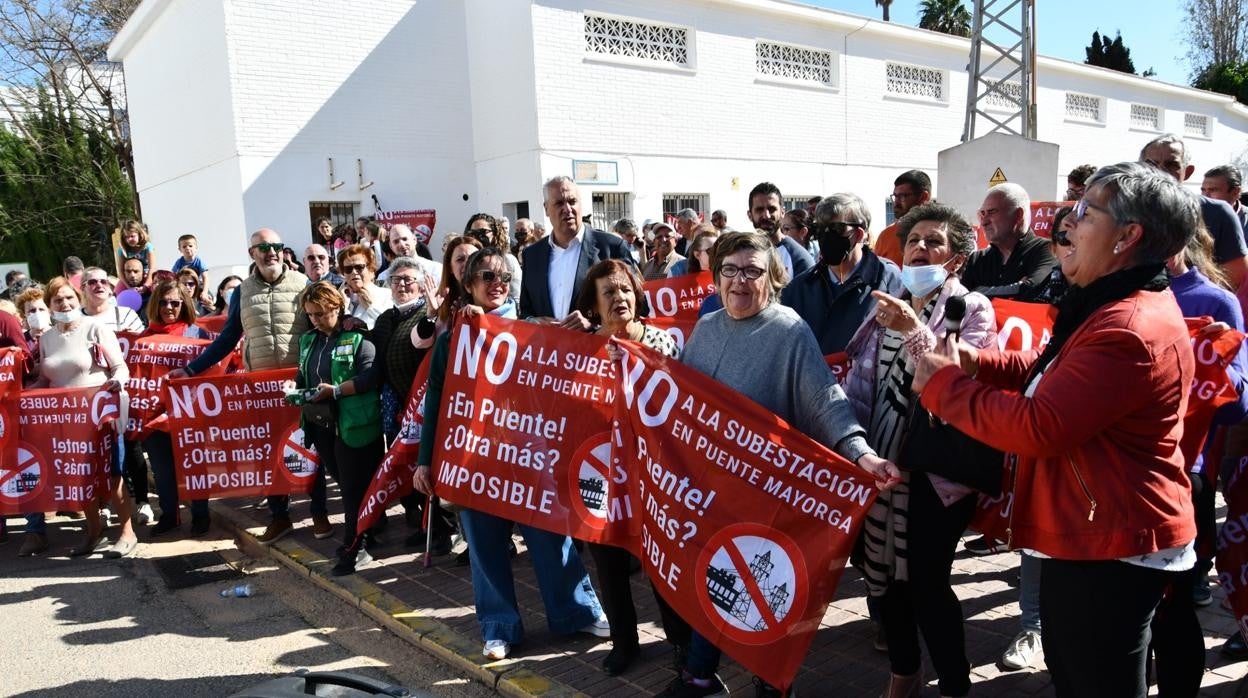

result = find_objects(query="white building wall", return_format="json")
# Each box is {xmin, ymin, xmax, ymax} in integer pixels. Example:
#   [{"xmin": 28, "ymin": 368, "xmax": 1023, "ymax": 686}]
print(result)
[{"xmin": 109, "ymin": 0, "xmax": 246, "ymax": 268}]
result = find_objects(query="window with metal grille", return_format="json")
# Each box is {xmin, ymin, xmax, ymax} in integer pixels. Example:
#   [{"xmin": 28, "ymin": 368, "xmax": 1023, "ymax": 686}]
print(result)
[
  {"xmin": 584, "ymin": 14, "xmax": 689, "ymax": 66},
  {"xmin": 662, "ymin": 194, "xmax": 709, "ymax": 219},
  {"xmin": 885, "ymin": 62, "xmax": 944, "ymax": 101},
  {"xmin": 756, "ymin": 41, "xmax": 834, "ymax": 85},
  {"xmin": 984, "ymin": 80, "xmax": 1022, "ymax": 110},
  {"xmin": 308, "ymin": 201, "xmax": 360, "ymax": 230},
  {"xmin": 591, "ymin": 192, "xmax": 632, "ymax": 233},
  {"xmin": 1185, "ymin": 113, "xmax": 1211, "ymax": 138},
  {"xmin": 781, "ymin": 196, "xmax": 818, "ymax": 213},
  {"xmin": 1064, "ymin": 92, "xmax": 1102, "ymax": 122},
  {"xmin": 1129, "ymin": 104, "xmax": 1160, "ymax": 131}
]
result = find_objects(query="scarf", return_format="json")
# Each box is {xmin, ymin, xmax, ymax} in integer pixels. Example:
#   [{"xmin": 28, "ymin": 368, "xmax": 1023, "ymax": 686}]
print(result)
[
  {"xmin": 1029, "ymin": 263, "xmax": 1169, "ymax": 382},
  {"xmin": 145, "ymin": 320, "xmax": 190, "ymax": 337},
  {"xmin": 491, "ymin": 298, "xmax": 518, "ymax": 320}
]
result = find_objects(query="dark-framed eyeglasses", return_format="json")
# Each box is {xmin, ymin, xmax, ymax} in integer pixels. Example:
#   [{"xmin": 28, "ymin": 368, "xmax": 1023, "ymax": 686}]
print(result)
[
  {"xmin": 389, "ymin": 275, "xmax": 420, "ymax": 287},
  {"xmin": 719, "ymin": 264, "xmax": 766, "ymax": 280}
]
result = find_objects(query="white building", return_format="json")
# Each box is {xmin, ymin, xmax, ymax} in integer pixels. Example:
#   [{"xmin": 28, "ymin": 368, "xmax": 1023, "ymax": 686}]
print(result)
[{"xmin": 109, "ymin": 0, "xmax": 1248, "ymax": 268}]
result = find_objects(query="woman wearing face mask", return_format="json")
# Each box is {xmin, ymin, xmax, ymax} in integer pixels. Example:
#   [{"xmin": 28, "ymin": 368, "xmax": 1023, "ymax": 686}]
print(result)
[
  {"xmin": 842, "ymin": 203, "xmax": 996, "ymax": 698},
  {"xmin": 209, "ymin": 275, "xmax": 243, "ymax": 317},
  {"xmin": 13, "ymin": 286, "xmax": 53, "ymax": 556},
  {"xmin": 31, "ymin": 277, "xmax": 137, "ymax": 558}
]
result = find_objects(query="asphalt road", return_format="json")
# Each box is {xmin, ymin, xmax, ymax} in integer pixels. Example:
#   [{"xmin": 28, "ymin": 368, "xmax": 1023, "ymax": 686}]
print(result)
[{"xmin": 0, "ymin": 516, "xmax": 493, "ymax": 697}]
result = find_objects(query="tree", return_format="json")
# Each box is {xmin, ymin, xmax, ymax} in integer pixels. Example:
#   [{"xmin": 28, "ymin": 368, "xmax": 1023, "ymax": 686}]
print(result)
[
  {"xmin": 918, "ymin": 0, "xmax": 972, "ymax": 38},
  {"xmin": 0, "ymin": 89, "xmax": 134, "ymax": 278},
  {"xmin": 1194, "ymin": 60, "xmax": 1248, "ymax": 105},
  {"xmin": 1084, "ymin": 30, "xmax": 1138, "ymax": 74},
  {"xmin": 875, "ymin": 0, "xmax": 892, "ymax": 22},
  {"xmin": 1183, "ymin": 0, "xmax": 1248, "ymax": 79}
]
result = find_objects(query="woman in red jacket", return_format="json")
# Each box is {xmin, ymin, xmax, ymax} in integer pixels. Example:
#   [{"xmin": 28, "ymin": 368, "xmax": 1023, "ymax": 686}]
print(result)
[{"xmin": 914, "ymin": 161, "xmax": 1198, "ymax": 698}]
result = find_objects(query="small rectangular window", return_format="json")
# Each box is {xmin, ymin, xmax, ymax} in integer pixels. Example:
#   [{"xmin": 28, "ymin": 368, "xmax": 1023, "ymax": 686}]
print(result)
[
  {"xmin": 591, "ymin": 192, "xmax": 632, "ymax": 233},
  {"xmin": 1129, "ymin": 104, "xmax": 1160, "ymax": 131},
  {"xmin": 756, "ymin": 41, "xmax": 834, "ymax": 86},
  {"xmin": 584, "ymin": 14, "xmax": 689, "ymax": 67},
  {"xmin": 1185, "ymin": 112, "xmax": 1211, "ymax": 138},
  {"xmin": 662, "ymin": 194, "xmax": 709, "ymax": 219},
  {"xmin": 984, "ymin": 80, "xmax": 1022, "ymax": 111},
  {"xmin": 885, "ymin": 62, "xmax": 945, "ymax": 101},
  {"xmin": 1064, "ymin": 92, "xmax": 1103, "ymax": 123}
]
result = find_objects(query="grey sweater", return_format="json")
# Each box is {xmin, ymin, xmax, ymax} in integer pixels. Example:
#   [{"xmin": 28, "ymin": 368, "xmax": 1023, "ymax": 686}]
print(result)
[{"xmin": 682, "ymin": 303, "xmax": 873, "ymax": 464}]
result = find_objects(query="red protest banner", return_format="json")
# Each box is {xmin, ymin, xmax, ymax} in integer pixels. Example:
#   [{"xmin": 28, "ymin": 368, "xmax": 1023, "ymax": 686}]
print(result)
[
  {"xmin": 165, "ymin": 368, "xmax": 317, "ymax": 499},
  {"xmin": 613, "ymin": 340, "xmax": 877, "ymax": 690},
  {"xmin": 1181, "ymin": 318, "xmax": 1244, "ymax": 482},
  {"xmin": 376, "ymin": 209, "xmax": 437, "ymax": 244},
  {"xmin": 1218, "ymin": 451, "xmax": 1248, "ymax": 640},
  {"xmin": 356, "ymin": 359, "xmax": 432, "ymax": 535},
  {"xmin": 123, "ymin": 334, "xmax": 228, "ymax": 439},
  {"xmin": 0, "ymin": 386, "xmax": 118, "ymax": 514},
  {"xmin": 992, "ymin": 298, "xmax": 1056, "ymax": 352},
  {"xmin": 1031, "ymin": 201, "xmax": 1075, "ymax": 239},
  {"xmin": 195, "ymin": 314, "xmax": 228, "ymax": 338},
  {"xmin": 0, "ymin": 347, "xmax": 23, "ymax": 474},
  {"xmin": 430, "ymin": 315, "xmax": 620, "ymax": 542},
  {"xmin": 642, "ymin": 272, "xmax": 716, "ymax": 350},
  {"xmin": 824, "ymin": 352, "xmax": 850, "ymax": 384}
]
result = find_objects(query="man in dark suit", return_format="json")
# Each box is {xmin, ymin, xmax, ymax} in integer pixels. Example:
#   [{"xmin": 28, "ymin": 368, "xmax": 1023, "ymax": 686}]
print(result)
[{"xmin": 520, "ymin": 176, "xmax": 637, "ymax": 328}]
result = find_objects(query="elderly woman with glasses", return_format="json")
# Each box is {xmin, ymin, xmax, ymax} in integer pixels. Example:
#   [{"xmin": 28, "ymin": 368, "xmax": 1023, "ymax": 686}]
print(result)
[
  {"xmin": 841, "ymin": 203, "xmax": 996, "ymax": 698},
  {"xmin": 82, "ymin": 266, "xmax": 146, "ymax": 332},
  {"xmin": 914, "ymin": 162, "xmax": 1202, "ymax": 697},
  {"xmin": 338, "ymin": 243, "xmax": 392, "ymax": 329},
  {"xmin": 661, "ymin": 231, "xmax": 900, "ymax": 697}
]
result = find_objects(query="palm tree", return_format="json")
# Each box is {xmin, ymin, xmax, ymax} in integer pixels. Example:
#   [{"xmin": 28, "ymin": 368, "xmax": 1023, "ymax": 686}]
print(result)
[
  {"xmin": 918, "ymin": 0, "xmax": 972, "ymax": 38},
  {"xmin": 875, "ymin": 0, "xmax": 892, "ymax": 22}
]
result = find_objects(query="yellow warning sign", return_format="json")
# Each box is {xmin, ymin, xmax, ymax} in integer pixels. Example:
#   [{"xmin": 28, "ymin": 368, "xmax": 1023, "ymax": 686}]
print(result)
[{"xmin": 989, "ymin": 168, "xmax": 1008, "ymax": 185}]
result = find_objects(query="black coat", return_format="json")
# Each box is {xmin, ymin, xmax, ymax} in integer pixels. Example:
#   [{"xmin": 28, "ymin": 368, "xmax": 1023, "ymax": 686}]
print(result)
[{"xmin": 519, "ymin": 229, "xmax": 637, "ymax": 319}]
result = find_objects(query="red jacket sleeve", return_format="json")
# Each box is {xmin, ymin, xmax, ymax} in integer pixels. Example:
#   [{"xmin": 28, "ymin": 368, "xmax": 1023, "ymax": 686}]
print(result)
[{"xmin": 921, "ymin": 327, "xmax": 1157, "ymax": 458}]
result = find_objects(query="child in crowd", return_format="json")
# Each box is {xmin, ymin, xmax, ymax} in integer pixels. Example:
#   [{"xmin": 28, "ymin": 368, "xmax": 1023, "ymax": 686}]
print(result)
[
  {"xmin": 172, "ymin": 234, "xmax": 212, "ymax": 308},
  {"xmin": 115, "ymin": 219, "xmax": 155, "ymax": 278}
]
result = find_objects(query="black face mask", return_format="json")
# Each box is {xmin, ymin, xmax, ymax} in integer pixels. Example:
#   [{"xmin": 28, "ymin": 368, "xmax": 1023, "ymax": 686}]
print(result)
[{"xmin": 813, "ymin": 224, "xmax": 853, "ymax": 265}]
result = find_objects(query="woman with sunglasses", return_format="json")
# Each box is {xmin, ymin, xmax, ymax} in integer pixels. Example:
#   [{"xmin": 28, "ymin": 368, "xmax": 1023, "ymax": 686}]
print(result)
[
  {"xmin": 141, "ymin": 278, "xmax": 213, "ymax": 537},
  {"xmin": 914, "ymin": 163, "xmax": 1202, "ymax": 697},
  {"xmin": 338, "ymin": 243, "xmax": 392, "ymax": 330},
  {"xmin": 413, "ymin": 247, "xmax": 607, "ymax": 661},
  {"xmin": 176, "ymin": 268, "xmax": 213, "ymax": 316}
]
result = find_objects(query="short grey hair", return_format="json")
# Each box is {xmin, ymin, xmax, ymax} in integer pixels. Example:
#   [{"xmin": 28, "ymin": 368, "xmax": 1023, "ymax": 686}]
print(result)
[
  {"xmin": 1140, "ymin": 134, "xmax": 1190, "ymax": 167},
  {"xmin": 986, "ymin": 182, "xmax": 1031, "ymax": 231},
  {"xmin": 676, "ymin": 208, "xmax": 700, "ymax": 222},
  {"xmin": 814, "ymin": 192, "xmax": 872, "ymax": 231},
  {"xmin": 542, "ymin": 175, "xmax": 575, "ymax": 203},
  {"xmin": 710, "ymin": 231, "xmax": 788, "ymax": 300},
  {"xmin": 1085, "ymin": 161, "xmax": 1199, "ymax": 265},
  {"xmin": 613, "ymin": 218, "xmax": 638, "ymax": 236},
  {"xmin": 388, "ymin": 256, "xmax": 423, "ymax": 276}
]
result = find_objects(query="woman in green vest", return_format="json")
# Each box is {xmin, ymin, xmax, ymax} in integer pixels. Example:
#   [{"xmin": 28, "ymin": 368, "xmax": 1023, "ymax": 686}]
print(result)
[{"xmin": 293, "ymin": 281, "xmax": 384, "ymax": 576}]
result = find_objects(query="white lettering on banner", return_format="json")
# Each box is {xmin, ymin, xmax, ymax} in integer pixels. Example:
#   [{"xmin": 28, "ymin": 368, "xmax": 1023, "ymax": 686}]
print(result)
[
  {"xmin": 997, "ymin": 316, "xmax": 1051, "ymax": 352},
  {"xmin": 619, "ymin": 352, "xmax": 678, "ymax": 427},
  {"xmin": 646, "ymin": 287, "xmax": 678, "ymax": 317},
  {"xmin": 452, "ymin": 326, "xmax": 516, "ymax": 385},
  {"xmin": 184, "ymin": 470, "xmax": 274, "ymax": 491},
  {"xmin": 168, "ymin": 383, "xmax": 223, "ymax": 418}
]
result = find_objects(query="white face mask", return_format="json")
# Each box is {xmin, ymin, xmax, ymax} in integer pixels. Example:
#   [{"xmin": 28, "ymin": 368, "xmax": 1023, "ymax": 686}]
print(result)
[
  {"xmin": 222, "ymin": 288, "xmax": 235, "ymax": 307},
  {"xmin": 51, "ymin": 308, "xmax": 84, "ymax": 325},
  {"xmin": 27, "ymin": 310, "xmax": 51, "ymax": 331}
]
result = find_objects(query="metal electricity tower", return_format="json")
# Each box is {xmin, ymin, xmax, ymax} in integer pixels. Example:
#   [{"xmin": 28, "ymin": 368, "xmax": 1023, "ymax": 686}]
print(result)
[{"xmin": 961, "ymin": 0, "xmax": 1037, "ymax": 141}]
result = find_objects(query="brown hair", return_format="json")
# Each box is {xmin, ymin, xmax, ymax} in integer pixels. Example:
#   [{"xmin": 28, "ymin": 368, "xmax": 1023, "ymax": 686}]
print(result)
[
  {"xmin": 43, "ymin": 276, "xmax": 84, "ymax": 307},
  {"xmin": 147, "ymin": 279, "xmax": 198, "ymax": 326},
  {"xmin": 121, "ymin": 220, "xmax": 150, "ymax": 249},
  {"xmin": 336, "ymin": 243, "xmax": 376, "ymax": 272},
  {"xmin": 303, "ymin": 281, "xmax": 346, "ymax": 314},
  {"xmin": 687, "ymin": 231, "xmax": 721, "ymax": 274},
  {"xmin": 437, "ymin": 235, "xmax": 483, "ymax": 325},
  {"xmin": 575, "ymin": 259, "xmax": 644, "ymax": 321}
]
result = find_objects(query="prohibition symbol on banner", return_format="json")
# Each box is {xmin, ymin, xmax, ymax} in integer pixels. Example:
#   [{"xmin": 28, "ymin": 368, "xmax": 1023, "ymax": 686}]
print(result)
[
  {"xmin": 696, "ymin": 523, "xmax": 809, "ymax": 646},
  {"xmin": 279, "ymin": 425, "xmax": 319, "ymax": 485},
  {"xmin": 0, "ymin": 443, "xmax": 46, "ymax": 504},
  {"xmin": 567, "ymin": 431, "xmax": 615, "ymax": 531}
]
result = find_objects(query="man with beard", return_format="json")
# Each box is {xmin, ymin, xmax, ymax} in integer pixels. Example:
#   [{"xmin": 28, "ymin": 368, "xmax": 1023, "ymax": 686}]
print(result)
[
  {"xmin": 874, "ymin": 170, "xmax": 932, "ymax": 267},
  {"xmin": 747, "ymin": 181, "xmax": 814, "ymax": 279},
  {"xmin": 781, "ymin": 192, "xmax": 902, "ymax": 353}
]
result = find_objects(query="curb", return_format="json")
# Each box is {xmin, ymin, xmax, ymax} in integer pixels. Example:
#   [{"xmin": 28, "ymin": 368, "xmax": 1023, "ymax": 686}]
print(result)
[{"xmin": 209, "ymin": 501, "xmax": 586, "ymax": 698}]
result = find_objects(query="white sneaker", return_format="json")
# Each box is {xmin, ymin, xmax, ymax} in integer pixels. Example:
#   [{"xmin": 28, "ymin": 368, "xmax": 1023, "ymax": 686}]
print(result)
[
  {"xmin": 580, "ymin": 615, "xmax": 611, "ymax": 638},
  {"xmin": 1001, "ymin": 630, "xmax": 1041, "ymax": 670},
  {"xmin": 483, "ymin": 639, "xmax": 510, "ymax": 660},
  {"xmin": 136, "ymin": 503, "xmax": 154, "ymax": 525}
]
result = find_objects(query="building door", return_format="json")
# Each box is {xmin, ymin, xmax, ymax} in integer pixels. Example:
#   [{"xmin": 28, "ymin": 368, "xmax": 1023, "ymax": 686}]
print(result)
[
  {"xmin": 591, "ymin": 192, "xmax": 631, "ymax": 232},
  {"xmin": 502, "ymin": 201, "xmax": 530, "ymax": 225}
]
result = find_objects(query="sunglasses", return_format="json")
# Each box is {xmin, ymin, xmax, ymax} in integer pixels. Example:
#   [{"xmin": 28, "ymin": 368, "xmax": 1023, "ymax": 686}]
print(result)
[
  {"xmin": 342, "ymin": 264, "xmax": 369, "ymax": 274},
  {"xmin": 473, "ymin": 270, "xmax": 513, "ymax": 285},
  {"xmin": 250, "ymin": 242, "xmax": 284, "ymax": 253},
  {"xmin": 158, "ymin": 300, "xmax": 183, "ymax": 308},
  {"xmin": 1052, "ymin": 230, "xmax": 1071, "ymax": 247},
  {"xmin": 85, "ymin": 278, "xmax": 110, "ymax": 287}
]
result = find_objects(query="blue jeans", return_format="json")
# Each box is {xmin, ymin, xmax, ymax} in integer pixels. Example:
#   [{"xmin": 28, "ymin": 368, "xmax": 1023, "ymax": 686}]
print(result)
[
  {"xmin": 459, "ymin": 506, "xmax": 602, "ymax": 644},
  {"xmin": 25, "ymin": 513, "xmax": 45, "ymax": 534},
  {"xmin": 145, "ymin": 431, "xmax": 208, "ymax": 520},
  {"xmin": 1020, "ymin": 553, "xmax": 1041, "ymax": 633},
  {"xmin": 686, "ymin": 631, "xmax": 721, "ymax": 679}
]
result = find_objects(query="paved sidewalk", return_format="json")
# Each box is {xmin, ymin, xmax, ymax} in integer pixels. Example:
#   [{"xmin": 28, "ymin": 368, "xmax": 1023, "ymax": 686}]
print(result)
[{"xmin": 210, "ymin": 490, "xmax": 1248, "ymax": 697}]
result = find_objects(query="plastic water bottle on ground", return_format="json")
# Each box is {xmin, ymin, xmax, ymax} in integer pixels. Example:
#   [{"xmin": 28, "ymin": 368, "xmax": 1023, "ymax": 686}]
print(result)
[{"xmin": 220, "ymin": 584, "xmax": 253, "ymax": 598}]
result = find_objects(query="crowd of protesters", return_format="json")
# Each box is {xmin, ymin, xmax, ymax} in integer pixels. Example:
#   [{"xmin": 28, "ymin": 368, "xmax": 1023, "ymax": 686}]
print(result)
[{"xmin": 4, "ymin": 132, "xmax": 1248, "ymax": 698}]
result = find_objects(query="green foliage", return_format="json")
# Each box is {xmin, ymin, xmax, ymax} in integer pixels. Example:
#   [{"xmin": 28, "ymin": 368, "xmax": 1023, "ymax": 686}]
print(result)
[
  {"xmin": 1194, "ymin": 61, "xmax": 1248, "ymax": 104},
  {"xmin": 1084, "ymin": 30, "xmax": 1138, "ymax": 74},
  {"xmin": 0, "ymin": 88, "xmax": 134, "ymax": 279},
  {"xmin": 918, "ymin": 0, "xmax": 971, "ymax": 38}
]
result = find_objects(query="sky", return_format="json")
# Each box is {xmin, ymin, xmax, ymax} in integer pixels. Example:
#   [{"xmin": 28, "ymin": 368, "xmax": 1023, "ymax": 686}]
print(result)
[{"xmin": 804, "ymin": 0, "xmax": 1192, "ymax": 87}]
